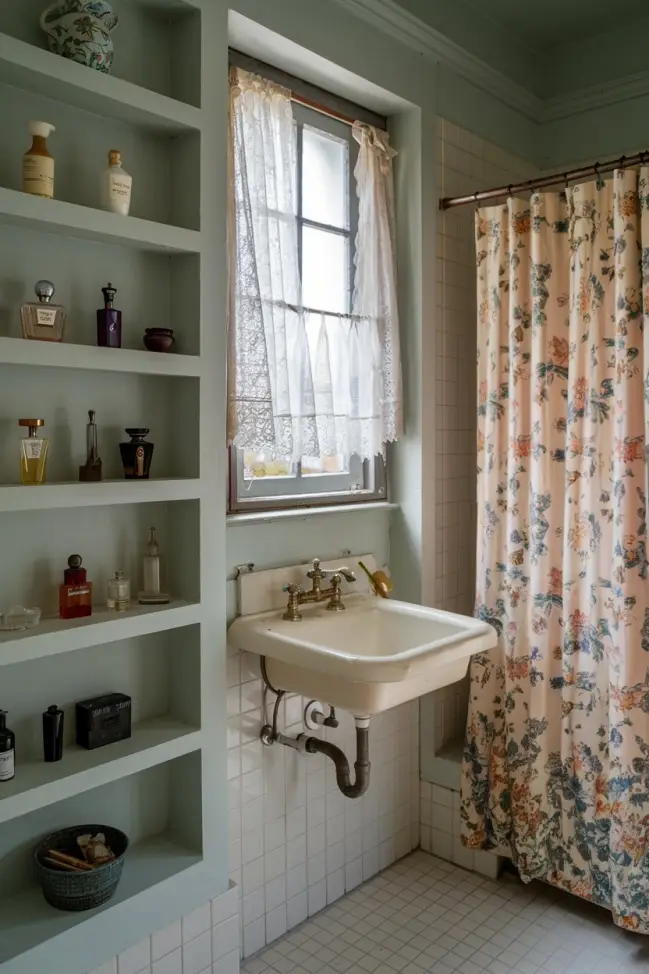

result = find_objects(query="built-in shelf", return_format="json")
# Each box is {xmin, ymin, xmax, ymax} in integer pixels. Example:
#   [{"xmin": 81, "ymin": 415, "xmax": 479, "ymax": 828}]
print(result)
[
  {"xmin": 0, "ymin": 32, "xmax": 202, "ymax": 134},
  {"xmin": 0, "ymin": 188, "xmax": 202, "ymax": 254},
  {"xmin": 0, "ymin": 833, "xmax": 204, "ymax": 971},
  {"xmin": 0, "ymin": 478, "xmax": 201, "ymax": 512},
  {"xmin": 0, "ymin": 336, "xmax": 202, "ymax": 377},
  {"xmin": 0, "ymin": 717, "xmax": 202, "ymax": 826},
  {"xmin": 0, "ymin": 601, "xmax": 201, "ymax": 666}
]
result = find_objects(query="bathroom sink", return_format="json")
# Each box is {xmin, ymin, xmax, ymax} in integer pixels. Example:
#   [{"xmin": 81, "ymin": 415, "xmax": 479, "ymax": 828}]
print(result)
[{"xmin": 228, "ymin": 593, "xmax": 496, "ymax": 717}]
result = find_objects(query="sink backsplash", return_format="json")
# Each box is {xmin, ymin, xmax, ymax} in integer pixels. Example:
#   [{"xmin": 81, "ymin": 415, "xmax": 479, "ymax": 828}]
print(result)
[{"xmin": 236, "ymin": 554, "xmax": 377, "ymax": 616}]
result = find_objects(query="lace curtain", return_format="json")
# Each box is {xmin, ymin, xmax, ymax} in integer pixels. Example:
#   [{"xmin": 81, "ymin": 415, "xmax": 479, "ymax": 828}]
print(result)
[{"xmin": 228, "ymin": 68, "xmax": 402, "ymax": 462}]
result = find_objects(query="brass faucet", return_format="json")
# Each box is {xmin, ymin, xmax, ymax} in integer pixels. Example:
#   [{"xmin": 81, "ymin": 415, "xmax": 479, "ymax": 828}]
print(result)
[{"xmin": 282, "ymin": 558, "xmax": 356, "ymax": 621}]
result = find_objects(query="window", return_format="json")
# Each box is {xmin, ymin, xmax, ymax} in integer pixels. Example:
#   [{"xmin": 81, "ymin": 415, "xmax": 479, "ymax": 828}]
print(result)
[
  {"xmin": 229, "ymin": 93, "xmax": 386, "ymax": 512},
  {"xmin": 228, "ymin": 60, "xmax": 401, "ymax": 514}
]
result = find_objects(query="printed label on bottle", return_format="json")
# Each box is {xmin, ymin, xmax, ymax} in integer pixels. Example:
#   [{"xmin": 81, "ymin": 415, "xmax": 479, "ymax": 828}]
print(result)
[
  {"xmin": 24, "ymin": 155, "xmax": 54, "ymax": 198},
  {"xmin": 109, "ymin": 174, "xmax": 131, "ymax": 201},
  {"xmin": 0, "ymin": 749, "xmax": 14, "ymax": 781},
  {"xmin": 68, "ymin": 587, "xmax": 91, "ymax": 597},
  {"xmin": 35, "ymin": 308, "xmax": 57, "ymax": 328},
  {"xmin": 24, "ymin": 438, "xmax": 44, "ymax": 460}
]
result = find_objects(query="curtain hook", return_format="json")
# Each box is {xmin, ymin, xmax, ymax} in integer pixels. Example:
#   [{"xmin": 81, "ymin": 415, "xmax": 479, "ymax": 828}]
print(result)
[
  {"xmin": 619, "ymin": 155, "xmax": 626, "ymax": 168},
  {"xmin": 507, "ymin": 185, "xmax": 513, "ymax": 198},
  {"xmin": 641, "ymin": 151, "xmax": 648, "ymax": 165},
  {"xmin": 594, "ymin": 162, "xmax": 600, "ymax": 176}
]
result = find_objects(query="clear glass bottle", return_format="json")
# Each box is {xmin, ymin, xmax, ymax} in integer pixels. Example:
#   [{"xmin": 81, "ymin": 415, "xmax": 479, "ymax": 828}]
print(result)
[
  {"xmin": 59, "ymin": 554, "xmax": 92, "ymax": 620},
  {"xmin": 19, "ymin": 418, "xmax": 49, "ymax": 484},
  {"xmin": 101, "ymin": 150, "xmax": 132, "ymax": 216},
  {"xmin": 107, "ymin": 570, "xmax": 130, "ymax": 612},
  {"xmin": 21, "ymin": 280, "xmax": 67, "ymax": 342},
  {"xmin": 79, "ymin": 409, "xmax": 102, "ymax": 482},
  {"xmin": 138, "ymin": 527, "xmax": 170, "ymax": 605},
  {"xmin": 23, "ymin": 120, "xmax": 55, "ymax": 199}
]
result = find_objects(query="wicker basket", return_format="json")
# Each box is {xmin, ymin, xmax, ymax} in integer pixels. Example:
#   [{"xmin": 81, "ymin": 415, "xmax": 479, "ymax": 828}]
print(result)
[{"xmin": 34, "ymin": 824, "xmax": 129, "ymax": 912}]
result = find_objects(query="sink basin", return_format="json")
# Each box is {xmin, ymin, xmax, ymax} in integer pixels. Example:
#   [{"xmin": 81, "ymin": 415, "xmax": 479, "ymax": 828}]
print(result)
[{"xmin": 228, "ymin": 593, "xmax": 496, "ymax": 717}]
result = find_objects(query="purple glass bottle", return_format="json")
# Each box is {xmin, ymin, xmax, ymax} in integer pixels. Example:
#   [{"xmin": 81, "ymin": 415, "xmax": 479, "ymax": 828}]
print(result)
[{"xmin": 97, "ymin": 283, "xmax": 122, "ymax": 348}]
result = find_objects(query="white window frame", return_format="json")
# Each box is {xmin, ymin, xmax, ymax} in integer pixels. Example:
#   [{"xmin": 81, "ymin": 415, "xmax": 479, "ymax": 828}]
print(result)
[{"xmin": 229, "ymin": 90, "xmax": 388, "ymax": 513}]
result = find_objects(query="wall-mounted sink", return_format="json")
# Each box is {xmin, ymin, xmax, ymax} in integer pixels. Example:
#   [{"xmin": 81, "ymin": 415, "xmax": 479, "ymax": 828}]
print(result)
[{"xmin": 228, "ymin": 560, "xmax": 496, "ymax": 716}]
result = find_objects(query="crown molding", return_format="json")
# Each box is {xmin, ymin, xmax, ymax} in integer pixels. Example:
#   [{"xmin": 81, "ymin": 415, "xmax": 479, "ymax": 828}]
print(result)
[
  {"xmin": 332, "ymin": 0, "xmax": 543, "ymax": 121},
  {"xmin": 335, "ymin": 0, "xmax": 649, "ymax": 128},
  {"xmin": 543, "ymin": 68, "xmax": 649, "ymax": 121}
]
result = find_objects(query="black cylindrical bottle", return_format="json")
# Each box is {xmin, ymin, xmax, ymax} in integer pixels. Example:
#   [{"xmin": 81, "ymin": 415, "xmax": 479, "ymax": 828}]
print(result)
[
  {"xmin": 43, "ymin": 705, "xmax": 64, "ymax": 762},
  {"xmin": 0, "ymin": 710, "xmax": 15, "ymax": 781}
]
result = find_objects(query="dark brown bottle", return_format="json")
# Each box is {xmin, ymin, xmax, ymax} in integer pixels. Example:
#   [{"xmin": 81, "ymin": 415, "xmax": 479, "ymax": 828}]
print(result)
[
  {"xmin": 0, "ymin": 711, "xmax": 15, "ymax": 782},
  {"xmin": 120, "ymin": 428, "xmax": 154, "ymax": 479}
]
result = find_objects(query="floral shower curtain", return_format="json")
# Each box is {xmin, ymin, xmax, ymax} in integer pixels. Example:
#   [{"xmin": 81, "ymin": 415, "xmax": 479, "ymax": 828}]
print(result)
[{"xmin": 462, "ymin": 168, "xmax": 649, "ymax": 930}]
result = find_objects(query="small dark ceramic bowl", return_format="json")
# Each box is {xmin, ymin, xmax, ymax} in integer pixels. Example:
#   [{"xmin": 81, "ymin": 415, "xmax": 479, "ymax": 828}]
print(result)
[{"xmin": 143, "ymin": 327, "xmax": 175, "ymax": 352}]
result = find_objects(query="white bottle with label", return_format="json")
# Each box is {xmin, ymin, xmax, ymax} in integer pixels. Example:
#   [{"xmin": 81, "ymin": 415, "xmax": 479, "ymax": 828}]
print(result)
[
  {"xmin": 101, "ymin": 149, "xmax": 132, "ymax": 216},
  {"xmin": 23, "ymin": 121, "xmax": 56, "ymax": 199}
]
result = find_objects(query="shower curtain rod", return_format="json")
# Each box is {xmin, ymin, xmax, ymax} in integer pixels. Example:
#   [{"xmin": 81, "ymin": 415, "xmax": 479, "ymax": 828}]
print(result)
[{"xmin": 439, "ymin": 148, "xmax": 649, "ymax": 210}]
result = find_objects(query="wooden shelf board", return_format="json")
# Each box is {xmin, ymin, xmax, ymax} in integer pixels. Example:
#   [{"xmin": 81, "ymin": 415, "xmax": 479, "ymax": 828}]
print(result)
[
  {"xmin": 0, "ymin": 188, "xmax": 201, "ymax": 254},
  {"xmin": 0, "ymin": 717, "xmax": 202, "ymax": 825},
  {"xmin": 0, "ymin": 478, "xmax": 201, "ymax": 512},
  {"xmin": 0, "ymin": 336, "xmax": 202, "ymax": 377},
  {"xmin": 0, "ymin": 834, "xmax": 204, "ymax": 969},
  {"xmin": 0, "ymin": 32, "xmax": 202, "ymax": 134},
  {"xmin": 0, "ymin": 600, "xmax": 201, "ymax": 665}
]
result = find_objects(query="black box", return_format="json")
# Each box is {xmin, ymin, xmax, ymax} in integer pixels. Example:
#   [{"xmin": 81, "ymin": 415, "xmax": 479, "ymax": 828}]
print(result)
[{"xmin": 76, "ymin": 693, "xmax": 132, "ymax": 750}]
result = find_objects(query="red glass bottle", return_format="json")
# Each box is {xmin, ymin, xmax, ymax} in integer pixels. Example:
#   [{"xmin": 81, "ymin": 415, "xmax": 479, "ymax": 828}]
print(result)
[{"xmin": 59, "ymin": 554, "xmax": 93, "ymax": 620}]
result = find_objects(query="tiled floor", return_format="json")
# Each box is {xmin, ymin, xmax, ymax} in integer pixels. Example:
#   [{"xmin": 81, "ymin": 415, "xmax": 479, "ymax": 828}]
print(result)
[{"xmin": 241, "ymin": 850, "xmax": 649, "ymax": 974}]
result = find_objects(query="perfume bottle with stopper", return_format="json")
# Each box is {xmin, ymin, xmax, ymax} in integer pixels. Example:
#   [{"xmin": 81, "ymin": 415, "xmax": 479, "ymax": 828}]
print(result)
[
  {"xmin": 107, "ymin": 571, "xmax": 130, "ymax": 611},
  {"xmin": 139, "ymin": 527, "xmax": 170, "ymax": 605},
  {"xmin": 43, "ymin": 705, "xmax": 64, "ymax": 763},
  {"xmin": 59, "ymin": 554, "xmax": 92, "ymax": 620},
  {"xmin": 23, "ymin": 120, "xmax": 55, "ymax": 198},
  {"xmin": 21, "ymin": 280, "xmax": 66, "ymax": 342},
  {"xmin": 79, "ymin": 409, "xmax": 102, "ymax": 482},
  {"xmin": 19, "ymin": 418, "xmax": 49, "ymax": 484},
  {"xmin": 0, "ymin": 711, "xmax": 15, "ymax": 782},
  {"xmin": 101, "ymin": 150, "xmax": 132, "ymax": 216},
  {"xmin": 97, "ymin": 283, "xmax": 122, "ymax": 348},
  {"xmin": 120, "ymin": 428, "xmax": 154, "ymax": 479}
]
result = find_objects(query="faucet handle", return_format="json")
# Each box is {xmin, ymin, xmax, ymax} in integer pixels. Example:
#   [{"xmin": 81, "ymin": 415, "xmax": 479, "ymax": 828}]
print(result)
[{"xmin": 306, "ymin": 558, "xmax": 325, "ymax": 580}]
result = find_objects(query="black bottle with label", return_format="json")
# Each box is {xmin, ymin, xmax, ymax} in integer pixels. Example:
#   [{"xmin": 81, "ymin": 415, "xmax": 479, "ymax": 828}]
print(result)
[{"xmin": 0, "ymin": 710, "xmax": 15, "ymax": 782}]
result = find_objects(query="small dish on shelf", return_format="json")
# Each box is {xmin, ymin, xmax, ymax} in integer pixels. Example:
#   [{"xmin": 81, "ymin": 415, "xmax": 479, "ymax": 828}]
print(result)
[
  {"xmin": 143, "ymin": 328, "xmax": 175, "ymax": 352},
  {"xmin": 0, "ymin": 606, "xmax": 41, "ymax": 631}
]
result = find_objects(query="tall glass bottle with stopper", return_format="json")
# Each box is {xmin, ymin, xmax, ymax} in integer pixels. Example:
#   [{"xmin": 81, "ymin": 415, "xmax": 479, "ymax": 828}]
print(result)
[
  {"xmin": 138, "ymin": 527, "xmax": 170, "ymax": 605},
  {"xmin": 19, "ymin": 418, "xmax": 49, "ymax": 484},
  {"xmin": 79, "ymin": 409, "xmax": 103, "ymax": 482}
]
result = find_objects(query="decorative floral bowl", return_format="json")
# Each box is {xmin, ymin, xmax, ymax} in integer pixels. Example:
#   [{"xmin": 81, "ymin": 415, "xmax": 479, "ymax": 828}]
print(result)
[{"xmin": 41, "ymin": 1, "xmax": 119, "ymax": 73}]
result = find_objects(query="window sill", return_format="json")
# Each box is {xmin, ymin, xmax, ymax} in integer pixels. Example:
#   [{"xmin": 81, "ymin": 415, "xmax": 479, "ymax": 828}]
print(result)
[{"xmin": 226, "ymin": 501, "xmax": 398, "ymax": 526}]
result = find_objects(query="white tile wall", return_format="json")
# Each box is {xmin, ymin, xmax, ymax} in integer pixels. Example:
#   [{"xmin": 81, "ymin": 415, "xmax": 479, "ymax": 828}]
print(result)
[
  {"xmin": 85, "ymin": 884, "xmax": 239, "ymax": 974},
  {"xmin": 427, "ymin": 117, "xmax": 538, "ymax": 767},
  {"xmin": 419, "ymin": 780, "xmax": 501, "ymax": 880},
  {"xmin": 228, "ymin": 648, "xmax": 420, "ymax": 957}
]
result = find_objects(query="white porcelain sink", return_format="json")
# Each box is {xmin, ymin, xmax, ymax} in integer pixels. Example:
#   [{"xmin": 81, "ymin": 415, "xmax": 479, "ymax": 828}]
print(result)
[{"xmin": 228, "ymin": 591, "xmax": 496, "ymax": 717}]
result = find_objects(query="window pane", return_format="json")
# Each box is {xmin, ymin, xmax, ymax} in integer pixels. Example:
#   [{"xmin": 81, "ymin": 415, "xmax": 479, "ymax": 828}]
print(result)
[
  {"xmin": 302, "ymin": 126, "xmax": 348, "ymax": 229},
  {"xmin": 243, "ymin": 451, "xmax": 296, "ymax": 480},
  {"xmin": 301, "ymin": 455, "xmax": 349, "ymax": 476},
  {"xmin": 302, "ymin": 226, "xmax": 348, "ymax": 314}
]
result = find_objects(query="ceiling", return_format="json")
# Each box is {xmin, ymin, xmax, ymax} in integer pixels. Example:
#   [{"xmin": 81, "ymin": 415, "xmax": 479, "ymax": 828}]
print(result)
[
  {"xmin": 391, "ymin": 0, "xmax": 649, "ymax": 98},
  {"xmin": 464, "ymin": 0, "xmax": 646, "ymax": 48}
]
